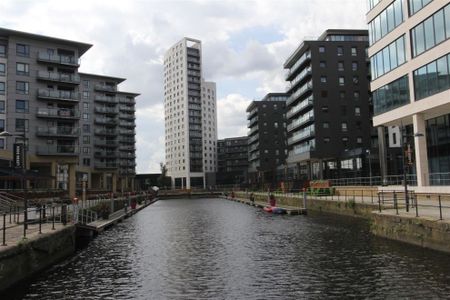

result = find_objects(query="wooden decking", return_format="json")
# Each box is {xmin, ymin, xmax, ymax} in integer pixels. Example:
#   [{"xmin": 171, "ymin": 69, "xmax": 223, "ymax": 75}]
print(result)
[
  {"xmin": 76, "ymin": 199, "xmax": 157, "ymax": 233},
  {"xmin": 222, "ymin": 196, "xmax": 307, "ymax": 215}
]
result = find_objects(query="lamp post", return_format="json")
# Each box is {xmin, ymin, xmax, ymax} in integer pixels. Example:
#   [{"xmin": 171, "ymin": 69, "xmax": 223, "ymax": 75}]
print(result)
[
  {"xmin": 401, "ymin": 125, "xmax": 424, "ymax": 212},
  {"xmin": 366, "ymin": 149, "xmax": 372, "ymax": 186},
  {"xmin": 0, "ymin": 130, "xmax": 28, "ymax": 230}
]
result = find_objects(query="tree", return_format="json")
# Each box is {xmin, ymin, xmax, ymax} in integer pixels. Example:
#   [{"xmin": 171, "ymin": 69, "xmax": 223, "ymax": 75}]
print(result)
[{"xmin": 158, "ymin": 162, "xmax": 168, "ymax": 187}]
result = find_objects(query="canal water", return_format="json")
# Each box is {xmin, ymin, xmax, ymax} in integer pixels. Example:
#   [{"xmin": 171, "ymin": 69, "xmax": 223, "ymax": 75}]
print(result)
[{"xmin": 7, "ymin": 198, "xmax": 450, "ymax": 299}]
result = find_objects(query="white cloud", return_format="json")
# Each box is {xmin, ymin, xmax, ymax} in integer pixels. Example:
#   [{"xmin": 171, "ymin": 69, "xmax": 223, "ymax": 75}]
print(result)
[{"xmin": 0, "ymin": 0, "xmax": 368, "ymax": 172}]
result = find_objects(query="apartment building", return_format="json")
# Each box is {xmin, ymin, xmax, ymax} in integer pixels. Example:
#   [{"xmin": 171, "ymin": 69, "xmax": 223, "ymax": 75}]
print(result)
[
  {"xmin": 0, "ymin": 28, "xmax": 138, "ymax": 197},
  {"xmin": 283, "ymin": 29, "xmax": 373, "ymax": 181},
  {"xmin": 163, "ymin": 38, "xmax": 217, "ymax": 189},
  {"xmin": 368, "ymin": 0, "xmax": 450, "ymax": 188},
  {"xmin": 217, "ymin": 136, "xmax": 248, "ymax": 186},
  {"xmin": 246, "ymin": 93, "xmax": 288, "ymax": 188}
]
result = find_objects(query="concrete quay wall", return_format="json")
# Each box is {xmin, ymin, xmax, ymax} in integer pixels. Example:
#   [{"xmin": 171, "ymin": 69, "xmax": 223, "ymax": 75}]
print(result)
[{"xmin": 0, "ymin": 226, "xmax": 76, "ymax": 292}]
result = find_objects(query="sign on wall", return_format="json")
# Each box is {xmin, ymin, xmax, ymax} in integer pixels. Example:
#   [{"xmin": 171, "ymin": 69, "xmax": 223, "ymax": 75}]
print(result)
[{"xmin": 13, "ymin": 143, "xmax": 24, "ymax": 169}]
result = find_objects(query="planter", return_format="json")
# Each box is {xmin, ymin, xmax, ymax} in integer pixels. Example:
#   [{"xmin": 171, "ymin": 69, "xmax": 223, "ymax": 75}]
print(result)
[{"xmin": 131, "ymin": 202, "xmax": 137, "ymax": 209}]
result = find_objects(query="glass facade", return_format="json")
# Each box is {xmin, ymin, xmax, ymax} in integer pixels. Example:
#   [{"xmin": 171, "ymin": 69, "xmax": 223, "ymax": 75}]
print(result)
[
  {"xmin": 371, "ymin": 35, "xmax": 406, "ymax": 79},
  {"xmin": 414, "ymin": 53, "xmax": 450, "ymax": 100},
  {"xmin": 411, "ymin": 4, "xmax": 450, "ymax": 57},
  {"xmin": 369, "ymin": 0, "xmax": 404, "ymax": 45},
  {"xmin": 426, "ymin": 114, "xmax": 450, "ymax": 177},
  {"xmin": 373, "ymin": 75, "xmax": 410, "ymax": 115},
  {"xmin": 409, "ymin": 0, "xmax": 433, "ymax": 16},
  {"xmin": 367, "ymin": 0, "xmax": 382, "ymax": 11}
]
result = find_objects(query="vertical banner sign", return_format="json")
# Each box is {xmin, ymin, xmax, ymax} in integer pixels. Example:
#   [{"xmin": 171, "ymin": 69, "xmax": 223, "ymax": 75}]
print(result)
[{"xmin": 13, "ymin": 143, "xmax": 24, "ymax": 169}]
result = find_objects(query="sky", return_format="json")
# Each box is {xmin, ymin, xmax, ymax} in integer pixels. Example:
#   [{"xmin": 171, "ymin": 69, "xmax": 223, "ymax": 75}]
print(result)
[{"xmin": 0, "ymin": 0, "xmax": 367, "ymax": 173}]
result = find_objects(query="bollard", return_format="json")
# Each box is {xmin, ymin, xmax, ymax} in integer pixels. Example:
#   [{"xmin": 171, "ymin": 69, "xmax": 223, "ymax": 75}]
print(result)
[
  {"xmin": 394, "ymin": 192, "xmax": 398, "ymax": 215},
  {"xmin": 303, "ymin": 189, "xmax": 307, "ymax": 209},
  {"xmin": 415, "ymin": 194, "xmax": 419, "ymax": 217},
  {"xmin": 52, "ymin": 206, "xmax": 55, "ymax": 230},
  {"xmin": 39, "ymin": 208, "xmax": 42, "ymax": 234},
  {"xmin": 345, "ymin": 190, "xmax": 347, "ymax": 202},
  {"xmin": 9, "ymin": 207, "xmax": 12, "ymax": 224},
  {"xmin": 2, "ymin": 213, "xmax": 6, "ymax": 246},
  {"xmin": 378, "ymin": 193, "xmax": 381, "ymax": 212},
  {"xmin": 439, "ymin": 196, "xmax": 443, "ymax": 221},
  {"xmin": 23, "ymin": 209, "xmax": 26, "ymax": 238}
]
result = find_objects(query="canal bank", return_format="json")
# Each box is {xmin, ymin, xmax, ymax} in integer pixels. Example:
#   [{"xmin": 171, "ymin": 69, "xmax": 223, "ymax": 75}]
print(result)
[
  {"xmin": 230, "ymin": 191, "xmax": 450, "ymax": 255},
  {"xmin": 0, "ymin": 198, "xmax": 157, "ymax": 293}
]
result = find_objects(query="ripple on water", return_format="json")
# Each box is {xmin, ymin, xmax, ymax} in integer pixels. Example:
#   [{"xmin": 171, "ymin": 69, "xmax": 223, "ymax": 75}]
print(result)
[{"xmin": 6, "ymin": 198, "xmax": 450, "ymax": 300}]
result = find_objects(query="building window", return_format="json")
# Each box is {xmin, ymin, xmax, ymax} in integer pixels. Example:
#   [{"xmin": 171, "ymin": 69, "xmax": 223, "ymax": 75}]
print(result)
[
  {"xmin": 0, "ymin": 63, "xmax": 5, "ymax": 76},
  {"xmin": 339, "ymin": 77, "xmax": 345, "ymax": 86},
  {"xmin": 323, "ymin": 122, "xmax": 329, "ymax": 128},
  {"xmin": 0, "ymin": 138, "xmax": 4, "ymax": 149},
  {"xmin": 337, "ymin": 46, "xmax": 344, "ymax": 56},
  {"xmin": 83, "ymin": 136, "xmax": 90, "ymax": 144},
  {"xmin": 319, "ymin": 46, "xmax": 325, "ymax": 53},
  {"xmin": 82, "ymin": 124, "xmax": 90, "ymax": 133},
  {"xmin": 16, "ymin": 44, "xmax": 30, "ymax": 57},
  {"xmin": 15, "ymin": 118, "xmax": 28, "ymax": 132},
  {"xmin": 411, "ymin": 4, "xmax": 450, "ymax": 57},
  {"xmin": 0, "ymin": 44, "xmax": 6, "ymax": 57},
  {"xmin": 83, "ymin": 91, "xmax": 89, "ymax": 99},
  {"xmin": 83, "ymin": 158, "xmax": 90, "ymax": 166},
  {"xmin": 341, "ymin": 122, "xmax": 348, "ymax": 132},
  {"xmin": 414, "ymin": 53, "xmax": 450, "ymax": 101},
  {"xmin": 16, "ymin": 81, "xmax": 29, "ymax": 94},
  {"xmin": 16, "ymin": 62, "xmax": 29, "ymax": 76},
  {"xmin": 83, "ymin": 113, "xmax": 89, "ymax": 120},
  {"xmin": 351, "ymin": 47, "xmax": 357, "ymax": 56},
  {"xmin": 371, "ymin": 35, "xmax": 406, "ymax": 79},
  {"xmin": 323, "ymin": 137, "xmax": 330, "ymax": 143},
  {"xmin": 373, "ymin": 75, "xmax": 410, "ymax": 115},
  {"xmin": 15, "ymin": 100, "xmax": 29, "ymax": 113},
  {"xmin": 357, "ymin": 137, "xmax": 363, "ymax": 144},
  {"xmin": 354, "ymin": 91, "xmax": 360, "ymax": 100},
  {"xmin": 0, "ymin": 101, "xmax": 4, "ymax": 113},
  {"xmin": 409, "ymin": 0, "xmax": 434, "ymax": 16},
  {"xmin": 353, "ymin": 76, "xmax": 359, "ymax": 85},
  {"xmin": 320, "ymin": 61, "xmax": 326, "ymax": 68},
  {"xmin": 83, "ymin": 80, "xmax": 90, "ymax": 89},
  {"xmin": 339, "ymin": 91, "xmax": 346, "ymax": 99},
  {"xmin": 0, "ymin": 82, "xmax": 5, "ymax": 95},
  {"xmin": 83, "ymin": 102, "xmax": 89, "ymax": 111},
  {"xmin": 352, "ymin": 62, "xmax": 358, "ymax": 71},
  {"xmin": 355, "ymin": 107, "xmax": 361, "ymax": 116},
  {"xmin": 83, "ymin": 147, "xmax": 90, "ymax": 154},
  {"xmin": 321, "ymin": 106, "xmax": 329, "ymax": 113},
  {"xmin": 320, "ymin": 76, "xmax": 327, "ymax": 83},
  {"xmin": 0, "ymin": 119, "xmax": 4, "ymax": 132},
  {"xmin": 338, "ymin": 62, "xmax": 344, "ymax": 71},
  {"xmin": 368, "ymin": 0, "xmax": 404, "ymax": 45}
]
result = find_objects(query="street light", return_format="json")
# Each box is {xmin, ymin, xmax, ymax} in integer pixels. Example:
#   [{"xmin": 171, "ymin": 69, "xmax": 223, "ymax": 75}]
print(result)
[
  {"xmin": 366, "ymin": 149, "xmax": 372, "ymax": 186},
  {"xmin": 0, "ymin": 130, "xmax": 28, "ymax": 230},
  {"xmin": 401, "ymin": 126, "xmax": 424, "ymax": 212}
]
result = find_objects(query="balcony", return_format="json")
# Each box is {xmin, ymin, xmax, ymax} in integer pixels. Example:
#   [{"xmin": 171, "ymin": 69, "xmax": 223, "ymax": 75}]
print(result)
[
  {"xmin": 37, "ymin": 89, "xmax": 80, "ymax": 102},
  {"xmin": 119, "ymin": 121, "xmax": 136, "ymax": 128},
  {"xmin": 94, "ymin": 128, "xmax": 117, "ymax": 136},
  {"xmin": 247, "ymin": 108, "xmax": 258, "ymax": 119},
  {"xmin": 189, "ymin": 131, "xmax": 202, "ymax": 138},
  {"xmin": 119, "ymin": 105, "xmax": 135, "ymax": 112},
  {"xmin": 248, "ymin": 134, "xmax": 259, "ymax": 145},
  {"xmin": 286, "ymin": 81, "xmax": 313, "ymax": 106},
  {"xmin": 247, "ymin": 116, "xmax": 258, "ymax": 128},
  {"xmin": 119, "ymin": 168, "xmax": 136, "ymax": 176},
  {"xmin": 286, "ymin": 67, "xmax": 312, "ymax": 93},
  {"xmin": 285, "ymin": 51, "xmax": 311, "ymax": 81},
  {"xmin": 248, "ymin": 142, "xmax": 259, "ymax": 152},
  {"xmin": 119, "ymin": 129, "xmax": 136, "ymax": 135},
  {"xmin": 119, "ymin": 152, "xmax": 136, "ymax": 158},
  {"xmin": 94, "ymin": 84, "xmax": 117, "ymax": 93},
  {"xmin": 36, "ymin": 71, "xmax": 80, "ymax": 85},
  {"xmin": 119, "ymin": 113, "xmax": 136, "ymax": 120},
  {"xmin": 95, "ymin": 95, "xmax": 118, "ymax": 103},
  {"xmin": 249, "ymin": 151, "xmax": 260, "ymax": 161},
  {"xmin": 95, "ymin": 117, "xmax": 117, "ymax": 125},
  {"xmin": 248, "ymin": 125, "xmax": 259, "ymax": 136},
  {"xmin": 94, "ymin": 106, "xmax": 119, "ymax": 114},
  {"xmin": 119, "ymin": 137, "xmax": 135, "ymax": 143},
  {"xmin": 94, "ymin": 151, "xmax": 119, "ymax": 158},
  {"xmin": 94, "ymin": 162, "xmax": 118, "ymax": 169},
  {"xmin": 36, "ymin": 145, "xmax": 79, "ymax": 156},
  {"xmin": 94, "ymin": 139, "xmax": 118, "ymax": 147},
  {"xmin": 37, "ymin": 52, "xmax": 79, "ymax": 67},
  {"xmin": 289, "ymin": 140, "xmax": 315, "ymax": 156},
  {"xmin": 287, "ymin": 112, "xmax": 314, "ymax": 132},
  {"xmin": 119, "ymin": 161, "xmax": 136, "ymax": 168},
  {"xmin": 118, "ymin": 97, "xmax": 136, "ymax": 105},
  {"xmin": 119, "ymin": 145, "xmax": 135, "ymax": 151},
  {"xmin": 36, "ymin": 126, "xmax": 79, "ymax": 138},
  {"xmin": 36, "ymin": 108, "xmax": 80, "ymax": 120},
  {"xmin": 287, "ymin": 126, "xmax": 315, "ymax": 146},
  {"xmin": 286, "ymin": 96, "xmax": 313, "ymax": 119}
]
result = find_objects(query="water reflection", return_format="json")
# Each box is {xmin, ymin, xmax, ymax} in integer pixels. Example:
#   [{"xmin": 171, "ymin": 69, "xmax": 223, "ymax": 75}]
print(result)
[{"xmin": 4, "ymin": 198, "xmax": 450, "ymax": 299}]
